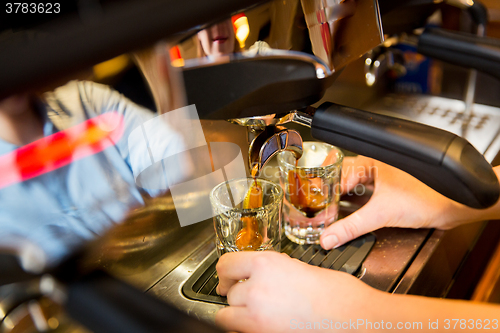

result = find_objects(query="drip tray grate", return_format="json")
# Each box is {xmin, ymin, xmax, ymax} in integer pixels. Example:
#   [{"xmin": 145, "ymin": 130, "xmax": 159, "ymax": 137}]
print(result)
[{"xmin": 182, "ymin": 233, "xmax": 376, "ymax": 305}]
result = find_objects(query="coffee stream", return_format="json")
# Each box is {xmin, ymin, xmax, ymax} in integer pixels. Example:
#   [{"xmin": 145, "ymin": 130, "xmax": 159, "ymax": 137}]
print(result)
[
  {"xmin": 235, "ymin": 165, "xmax": 264, "ymax": 250},
  {"xmin": 235, "ymin": 159, "xmax": 329, "ymax": 250}
]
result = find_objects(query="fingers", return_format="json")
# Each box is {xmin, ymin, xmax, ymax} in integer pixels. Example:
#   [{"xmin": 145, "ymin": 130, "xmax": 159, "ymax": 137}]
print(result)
[
  {"xmin": 341, "ymin": 156, "xmax": 376, "ymax": 194},
  {"xmin": 216, "ymin": 252, "xmax": 255, "ymax": 296},
  {"xmin": 321, "ymin": 149, "xmax": 338, "ymax": 166},
  {"xmin": 226, "ymin": 278, "xmax": 251, "ymax": 306},
  {"xmin": 216, "ymin": 306, "xmax": 259, "ymax": 333},
  {"xmin": 320, "ymin": 199, "xmax": 382, "ymax": 249}
]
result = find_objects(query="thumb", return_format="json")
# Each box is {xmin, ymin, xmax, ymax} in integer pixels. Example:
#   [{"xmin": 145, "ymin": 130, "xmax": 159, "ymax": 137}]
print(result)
[{"xmin": 320, "ymin": 200, "xmax": 383, "ymax": 250}]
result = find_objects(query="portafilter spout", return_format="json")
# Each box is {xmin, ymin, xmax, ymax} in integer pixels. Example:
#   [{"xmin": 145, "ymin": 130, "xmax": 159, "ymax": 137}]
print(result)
[{"xmin": 229, "ymin": 116, "xmax": 303, "ymax": 176}]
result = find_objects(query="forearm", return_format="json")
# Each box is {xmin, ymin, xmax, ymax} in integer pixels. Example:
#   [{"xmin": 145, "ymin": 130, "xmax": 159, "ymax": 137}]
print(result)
[{"xmin": 367, "ymin": 291, "xmax": 500, "ymax": 332}]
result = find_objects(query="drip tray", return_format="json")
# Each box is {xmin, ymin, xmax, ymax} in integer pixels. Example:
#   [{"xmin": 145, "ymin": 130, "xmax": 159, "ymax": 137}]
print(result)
[{"xmin": 182, "ymin": 233, "xmax": 376, "ymax": 305}]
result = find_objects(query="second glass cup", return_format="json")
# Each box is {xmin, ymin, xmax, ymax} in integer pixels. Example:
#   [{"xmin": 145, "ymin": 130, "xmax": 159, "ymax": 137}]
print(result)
[
  {"xmin": 278, "ymin": 142, "xmax": 343, "ymax": 245},
  {"xmin": 210, "ymin": 178, "xmax": 283, "ymax": 256}
]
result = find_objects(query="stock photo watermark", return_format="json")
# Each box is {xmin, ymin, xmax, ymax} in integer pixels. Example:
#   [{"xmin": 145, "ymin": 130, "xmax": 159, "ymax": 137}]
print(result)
[
  {"xmin": 290, "ymin": 319, "xmax": 423, "ymax": 330},
  {"xmin": 290, "ymin": 318, "xmax": 499, "ymax": 330}
]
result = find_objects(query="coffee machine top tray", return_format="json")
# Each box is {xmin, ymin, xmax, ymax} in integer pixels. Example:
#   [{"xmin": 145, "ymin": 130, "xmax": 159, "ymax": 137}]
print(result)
[{"xmin": 182, "ymin": 234, "xmax": 376, "ymax": 305}]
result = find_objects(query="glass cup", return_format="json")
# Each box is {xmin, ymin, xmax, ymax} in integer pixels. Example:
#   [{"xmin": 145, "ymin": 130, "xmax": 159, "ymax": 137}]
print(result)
[
  {"xmin": 210, "ymin": 178, "xmax": 283, "ymax": 256},
  {"xmin": 278, "ymin": 142, "xmax": 343, "ymax": 245}
]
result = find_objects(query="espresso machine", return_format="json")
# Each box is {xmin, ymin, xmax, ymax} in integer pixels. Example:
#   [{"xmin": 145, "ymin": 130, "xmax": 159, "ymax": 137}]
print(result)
[
  {"xmin": 1, "ymin": 0, "xmax": 500, "ymax": 332},
  {"xmin": 179, "ymin": 0, "xmax": 499, "ymax": 210}
]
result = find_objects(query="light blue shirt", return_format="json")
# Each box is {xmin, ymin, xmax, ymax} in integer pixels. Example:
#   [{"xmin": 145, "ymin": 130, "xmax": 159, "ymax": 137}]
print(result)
[{"xmin": 0, "ymin": 81, "xmax": 184, "ymax": 266}]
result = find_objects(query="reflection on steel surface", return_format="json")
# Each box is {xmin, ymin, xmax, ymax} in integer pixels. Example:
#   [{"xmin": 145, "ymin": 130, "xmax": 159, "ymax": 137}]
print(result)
[
  {"xmin": 85, "ymin": 200, "xmax": 212, "ymax": 280},
  {"xmin": 300, "ymin": 0, "xmax": 384, "ymax": 71}
]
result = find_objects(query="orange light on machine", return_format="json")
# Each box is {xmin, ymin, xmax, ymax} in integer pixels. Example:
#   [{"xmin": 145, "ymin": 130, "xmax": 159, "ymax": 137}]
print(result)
[
  {"xmin": 170, "ymin": 45, "xmax": 184, "ymax": 67},
  {"xmin": 232, "ymin": 13, "xmax": 249, "ymax": 49},
  {"xmin": 0, "ymin": 112, "xmax": 124, "ymax": 190}
]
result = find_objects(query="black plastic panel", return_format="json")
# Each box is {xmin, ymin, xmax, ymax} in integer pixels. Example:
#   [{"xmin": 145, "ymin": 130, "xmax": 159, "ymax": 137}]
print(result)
[
  {"xmin": 182, "ymin": 233, "xmax": 376, "ymax": 305},
  {"xmin": 312, "ymin": 102, "xmax": 500, "ymax": 208}
]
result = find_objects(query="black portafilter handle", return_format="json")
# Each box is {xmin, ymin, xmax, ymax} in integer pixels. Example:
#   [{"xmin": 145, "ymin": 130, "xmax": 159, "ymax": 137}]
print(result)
[
  {"xmin": 417, "ymin": 28, "xmax": 500, "ymax": 81},
  {"xmin": 310, "ymin": 102, "xmax": 500, "ymax": 209}
]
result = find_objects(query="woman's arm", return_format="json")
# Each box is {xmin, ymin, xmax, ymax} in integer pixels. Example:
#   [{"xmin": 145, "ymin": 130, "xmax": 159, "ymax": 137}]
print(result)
[
  {"xmin": 320, "ymin": 156, "xmax": 500, "ymax": 249},
  {"xmin": 215, "ymin": 251, "xmax": 500, "ymax": 333}
]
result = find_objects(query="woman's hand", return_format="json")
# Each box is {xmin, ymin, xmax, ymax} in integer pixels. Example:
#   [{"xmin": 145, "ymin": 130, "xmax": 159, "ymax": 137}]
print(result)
[
  {"xmin": 215, "ymin": 251, "xmax": 500, "ymax": 333},
  {"xmin": 215, "ymin": 251, "xmax": 384, "ymax": 333},
  {"xmin": 320, "ymin": 156, "xmax": 498, "ymax": 250}
]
